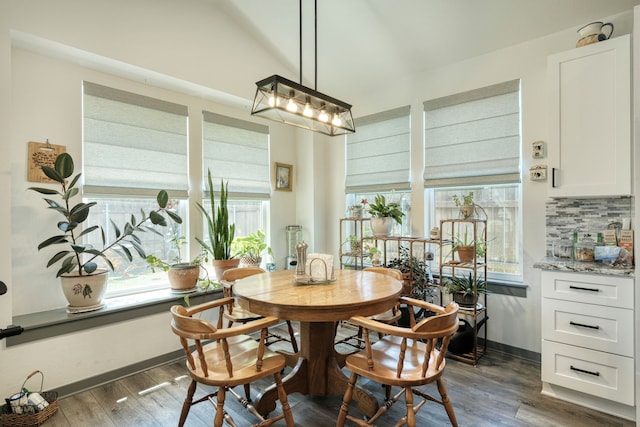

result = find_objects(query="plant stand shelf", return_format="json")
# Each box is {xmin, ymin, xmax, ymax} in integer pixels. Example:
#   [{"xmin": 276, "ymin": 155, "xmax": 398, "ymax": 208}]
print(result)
[{"xmin": 440, "ymin": 218, "xmax": 488, "ymax": 366}]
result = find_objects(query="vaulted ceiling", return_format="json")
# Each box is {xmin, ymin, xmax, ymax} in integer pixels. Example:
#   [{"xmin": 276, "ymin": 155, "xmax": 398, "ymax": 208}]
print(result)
[{"xmin": 218, "ymin": 0, "xmax": 640, "ymax": 112}]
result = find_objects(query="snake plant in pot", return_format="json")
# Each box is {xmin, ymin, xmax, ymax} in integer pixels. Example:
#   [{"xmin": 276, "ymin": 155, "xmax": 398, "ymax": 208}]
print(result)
[
  {"xmin": 28, "ymin": 152, "xmax": 183, "ymax": 311},
  {"xmin": 196, "ymin": 169, "xmax": 238, "ymax": 280}
]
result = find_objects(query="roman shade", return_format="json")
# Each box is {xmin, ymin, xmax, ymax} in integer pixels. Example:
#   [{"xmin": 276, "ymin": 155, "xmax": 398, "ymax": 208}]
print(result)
[
  {"xmin": 345, "ymin": 106, "xmax": 411, "ymax": 193},
  {"xmin": 423, "ymin": 80, "xmax": 521, "ymax": 187},
  {"xmin": 83, "ymin": 81, "xmax": 189, "ymax": 197},
  {"xmin": 202, "ymin": 111, "xmax": 270, "ymax": 198}
]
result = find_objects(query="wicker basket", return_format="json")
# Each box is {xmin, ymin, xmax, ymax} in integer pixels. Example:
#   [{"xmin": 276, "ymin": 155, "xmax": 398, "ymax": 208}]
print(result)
[{"xmin": 1, "ymin": 371, "xmax": 58, "ymax": 427}]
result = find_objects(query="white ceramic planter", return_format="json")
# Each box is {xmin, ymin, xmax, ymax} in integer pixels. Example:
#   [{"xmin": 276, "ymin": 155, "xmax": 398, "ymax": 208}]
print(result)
[
  {"xmin": 370, "ymin": 217, "xmax": 394, "ymax": 237},
  {"xmin": 60, "ymin": 269, "xmax": 108, "ymax": 309}
]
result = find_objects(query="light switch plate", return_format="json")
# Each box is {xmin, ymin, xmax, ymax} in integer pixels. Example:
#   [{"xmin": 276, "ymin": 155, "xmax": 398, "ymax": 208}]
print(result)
[
  {"xmin": 532, "ymin": 141, "xmax": 546, "ymax": 159},
  {"xmin": 530, "ymin": 165, "xmax": 547, "ymax": 181}
]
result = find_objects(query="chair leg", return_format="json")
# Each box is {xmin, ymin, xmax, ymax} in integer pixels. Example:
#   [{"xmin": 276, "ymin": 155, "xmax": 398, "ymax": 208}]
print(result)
[
  {"xmin": 286, "ymin": 320, "xmax": 298, "ymax": 352},
  {"xmin": 178, "ymin": 379, "xmax": 197, "ymax": 427},
  {"xmin": 336, "ymin": 372, "xmax": 358, "ymax": 426},
  {"xmin": 274, "ymin": 371, "xmax": 295, "ymax": 426},
  {"xmin": 437, "ymin": 378, "xmax": 458, "ymax": 427},
  {"xmin": 404, "ymin": 386, "xmax": 416, "ymax": 427},
  {"xmin": 214, "ymin": 386, "xmax": 226, "ymax": 427},
  {"xmin": 243, "ymin": 384, "xmax": 251, "ymax": 402}
]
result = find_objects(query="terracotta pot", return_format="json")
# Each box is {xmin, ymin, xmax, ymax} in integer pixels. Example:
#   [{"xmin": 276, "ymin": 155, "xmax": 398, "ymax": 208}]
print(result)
[
  {"xmin": 457, "ymin": 245, "xmax": 475, "ymax": 263},
  {"xmin": 212, "ymin": 258, "xmax": 241, "ymax": 280},
  {"xmin": 400, "ymin": 273, "xmax": 412, "ymax": 296},
  {"xmin": 168, "ymin": 263, "xmax": 200, "ymax": 290},
  {"xmin": 370, "ymin": 217, "xmax": 394, "ymax": 237},
  {"xmin": 60, "ymin": 269, "xmax": 108, "ymax": 309}
]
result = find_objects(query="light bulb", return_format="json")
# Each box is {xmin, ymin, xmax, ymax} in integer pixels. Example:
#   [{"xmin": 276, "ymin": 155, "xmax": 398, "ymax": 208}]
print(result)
[
  {"xmin": 303, "ymin": 103, "xmax": 313, "ymax": 117},
  {"xmin": 286, "ymin": 98, "xmax": 298, "ymax": 113},
  {"xmin": 268, "ymin": 95, "xmax": 281, "ymax": 107},
  {"xmin": 318, "ymin": 110, "xmax": 329, "ymax": 122},
  {"xmin": 332, "ymin": 114, "xmax": 342, "ymax": 126}
]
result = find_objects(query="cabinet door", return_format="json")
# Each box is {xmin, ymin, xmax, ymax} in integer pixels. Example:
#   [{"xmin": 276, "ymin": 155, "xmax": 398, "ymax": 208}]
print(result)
[{"xmin": 547, "ymin": 35, "xmax": 631, "ymax": 197}]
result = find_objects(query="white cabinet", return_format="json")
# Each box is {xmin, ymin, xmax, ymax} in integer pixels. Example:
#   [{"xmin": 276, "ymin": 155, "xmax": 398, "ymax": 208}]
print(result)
[
  {"xmin": 547, "ymin": 35, "xmax": 631, "ymax": 197},
  {"xmin": 541, "ymin": 271, "xmax": 634, "ymax": 406}
]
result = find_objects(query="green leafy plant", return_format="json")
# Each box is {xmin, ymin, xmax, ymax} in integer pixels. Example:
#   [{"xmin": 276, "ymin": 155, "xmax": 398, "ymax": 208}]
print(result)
[
  {"xmin": 146, "ymin": 227, "xmax": 203, "ymax": 272},
  {"xmin": 442, "ymin": 272, "xmax": 487, "ymax": 297},
  {"xmin": 196, "ymin": 169, "xmax": 235, "ymax": 260},
  {"xmin": 386, "ymin": 246, "xmax": 436, "ymax": 302},
  {"xmin": 366, "ymin": 194, "xmax": 404, "ymax": 225},
  {"xmin": 28, "ymin": 152, "xmax": 182, "ymax": 277},
  {"xmin": 232, "ymin": 229, "xmax": 273, "ymax": 259},
  {"xmin": 452, "ymin": 192, "xmax": 474, "ymax": 206}
]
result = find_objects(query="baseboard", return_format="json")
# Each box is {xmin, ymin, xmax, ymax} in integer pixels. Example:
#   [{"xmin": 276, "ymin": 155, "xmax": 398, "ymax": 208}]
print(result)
[
  {"xmin": 55, "ymin": 349, "xmax": 185, "ymax": 398},
  {"xmin": 484, "ymin": 339, "xmax": 541, "ymax": 364}
]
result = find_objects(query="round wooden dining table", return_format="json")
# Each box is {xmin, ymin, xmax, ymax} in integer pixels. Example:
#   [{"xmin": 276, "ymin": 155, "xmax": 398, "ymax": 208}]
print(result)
[{"xmin": 233, "ymin": 268, "xmax": 403, "ymax": 417}]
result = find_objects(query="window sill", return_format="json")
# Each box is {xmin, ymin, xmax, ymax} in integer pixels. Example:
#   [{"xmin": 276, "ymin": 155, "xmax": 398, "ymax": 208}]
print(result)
[{"xmin": 7, "ymin": 287, "xmax": 223, "ymax": 347}]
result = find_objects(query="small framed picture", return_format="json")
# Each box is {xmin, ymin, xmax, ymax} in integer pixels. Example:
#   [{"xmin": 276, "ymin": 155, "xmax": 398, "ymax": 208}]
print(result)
[{"xmin": 275, "ymin": 162, "xmax": 293, "ymax": 191}]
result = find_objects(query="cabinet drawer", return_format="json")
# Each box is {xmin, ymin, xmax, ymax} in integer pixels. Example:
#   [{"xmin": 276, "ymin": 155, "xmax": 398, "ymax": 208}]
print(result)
[
  {"xmin": 542, "ymin": 341, "xmax": 634, "ymax": 405},
  {"xmin": 541, "ymin": 271, "xmax": 633, "ymax": 308},
  {"xmin": 542, "ymin": 298, "xmax": 633, "ymax": 356}
]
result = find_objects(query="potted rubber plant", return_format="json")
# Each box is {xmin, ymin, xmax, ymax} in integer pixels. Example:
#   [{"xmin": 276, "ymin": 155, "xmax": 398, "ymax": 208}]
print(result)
[
  {"xmin": 28, "ymin": 152, "xmax": 182, "ymax": 310},
  {"xmin": 196, "ymin": 169, "xmax": 238, "ymax": 279},
  {"xmin": 367, "ymin": 194, "xmax": 404, "ymax": 237}
]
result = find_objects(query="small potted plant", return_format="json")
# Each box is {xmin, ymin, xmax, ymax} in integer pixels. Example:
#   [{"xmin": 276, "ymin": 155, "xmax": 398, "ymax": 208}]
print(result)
[
  {"xmin": 348, "ymin": 198, "xmax": 368, "ymax": 219},
  {"xmin": 367, "ymin": 194, "xmax": 404, "ymax": 237},
  {"xmin": 232, "ymin": 229, "xmax": 273, "ymax": 267},
  {"xmin": 28, "ymin": 152, "xmax": 182, "ymax": 310},
  {"xmin": 452, "ymin": 225, "xmax": 487, "ymax": 263},
  {"xmin": 146, "ymin": 227, "xmax": 203, "ymax": 291},
  {"xmin": 453, "ymin": 191, "xmax": 475, "ymax": 219},
  {"xmin": 196, "ymin": 169, "xmax": 238, "ymax": 279},
  {"xmin": 442, "ymin": 272, "xmax": 487, "ymax": 308},
  {"xmin": 386, "ymin": 246, "xmax": 435, "ymax": 301}
]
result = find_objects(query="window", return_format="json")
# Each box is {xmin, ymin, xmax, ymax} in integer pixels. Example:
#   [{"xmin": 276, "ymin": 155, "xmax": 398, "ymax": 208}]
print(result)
[
  {"xmin": 345, "ymin": 106, "xmax": 412, "ymax": 236},
  {"xmin": 424, "ymin": 80, "xmax": 522, "ymax": 280},
  {"xmin": 202, "ymin": 112, "xmax": 270, "ymax": 245},
  {"xmin": 82, "ymin": 82, "xmax": 189, "ymax": 295}
]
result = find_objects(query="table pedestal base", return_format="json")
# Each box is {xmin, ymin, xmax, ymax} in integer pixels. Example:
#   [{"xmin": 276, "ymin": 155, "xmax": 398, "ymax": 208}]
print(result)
[{"xmin": 254, "ymin": 321, "xmax": 379, "ymax": 417}]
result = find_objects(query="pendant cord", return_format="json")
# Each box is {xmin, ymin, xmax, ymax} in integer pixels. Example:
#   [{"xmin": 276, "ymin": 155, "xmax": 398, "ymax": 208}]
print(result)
[
  {"xmin": 298, "ymin": 0, "xmax": 318, "ymax": 90},
  {"xmin": 299, "ymin": 0, "xmax": 302, "ymax": 85},
  {"xmin": 314, "ymin": 0, "xmax": 317, "ymax": 90}
]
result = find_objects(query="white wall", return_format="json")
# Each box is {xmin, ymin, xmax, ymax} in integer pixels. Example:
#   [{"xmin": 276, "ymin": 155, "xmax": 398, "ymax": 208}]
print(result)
[
  {"xmin": 0, "ymin": 0, "xmax": 636, "ymax": 400},
  {"xmin": 325, "ymin": 11, "xmax": 636, "ymax": 355},
  {"xmin": 0, "ymin": 0, "xmax": 305, "ymax": 398}
]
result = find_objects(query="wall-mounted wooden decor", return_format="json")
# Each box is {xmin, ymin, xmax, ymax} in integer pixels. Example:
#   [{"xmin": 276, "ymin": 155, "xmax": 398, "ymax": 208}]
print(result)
[{"xmin": 28, "ymin": 140, "xmax": 66, "ymax": 183}]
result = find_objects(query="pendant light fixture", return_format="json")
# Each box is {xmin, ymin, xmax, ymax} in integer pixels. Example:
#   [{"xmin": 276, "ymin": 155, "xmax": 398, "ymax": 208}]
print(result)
[{"xmin": 251, "ymin": 0, "xmax": 355, "ymax": 136}]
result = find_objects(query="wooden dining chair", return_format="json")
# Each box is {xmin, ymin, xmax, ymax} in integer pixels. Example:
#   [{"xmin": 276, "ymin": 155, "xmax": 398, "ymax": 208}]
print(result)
[
  {"xmin": 221, "ymin": 267, "xmax": 298, "ymax": 353},
  {"xmin": 335, "ymin": 267, "xmax": 403, "ymax": 349},
  {"xmin": 170, "ymin": 299, "xmax": 295, "ymax": 427},
  {"xmin": 336, "ymin": 297, "xmax": 460, "ymax": 427}
]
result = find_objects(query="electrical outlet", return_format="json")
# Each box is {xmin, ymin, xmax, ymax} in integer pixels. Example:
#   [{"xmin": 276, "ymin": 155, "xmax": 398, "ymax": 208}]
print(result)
[
  {"xmin": 529, "ymin": 165, "xmax": 547, "ymax": 181},
  {"xmin": 532, "ymin": 141, "xmax": 546, "ymax": 159}
]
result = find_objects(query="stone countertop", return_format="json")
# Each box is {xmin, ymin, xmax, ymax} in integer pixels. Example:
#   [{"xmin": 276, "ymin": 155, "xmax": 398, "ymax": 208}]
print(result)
[{"xmin": 533, "ymin": 257, "xmax": 634, "ymax": 277}]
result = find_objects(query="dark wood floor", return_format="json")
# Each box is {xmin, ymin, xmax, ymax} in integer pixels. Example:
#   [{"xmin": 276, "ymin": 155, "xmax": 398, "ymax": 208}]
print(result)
[{"xmin": 44, "ymin": 322, "xmax": 634, "ymax": 427}]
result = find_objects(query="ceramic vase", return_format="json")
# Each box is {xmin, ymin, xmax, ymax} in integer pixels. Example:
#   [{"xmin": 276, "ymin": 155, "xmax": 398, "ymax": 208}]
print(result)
[
  {"xmin": 370, "ymin": 217, "xmax": 394, "ymax": 237},
  {"xmin": 60, "ymin": 269, "xmax": 108, "ymax": 310}
]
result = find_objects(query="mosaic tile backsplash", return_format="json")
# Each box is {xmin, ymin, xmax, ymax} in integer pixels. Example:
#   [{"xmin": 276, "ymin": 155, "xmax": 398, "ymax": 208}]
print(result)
[{"xmin": 545, "ymin": 197, "xmax": 634, "ymax": 256}]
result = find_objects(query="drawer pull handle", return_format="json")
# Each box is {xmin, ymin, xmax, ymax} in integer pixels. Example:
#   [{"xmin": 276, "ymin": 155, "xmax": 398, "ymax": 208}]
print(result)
[
  {"xmin": 569, "ymin": 321, "xmax": 600, "ymax": 330},
  {"xmin": 568, "ymin": 285, "xmax": 599, "ymax": 292},
  {"xmin": 570, "ymin": 365, "xmax": 600, "ymax": 377}
]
